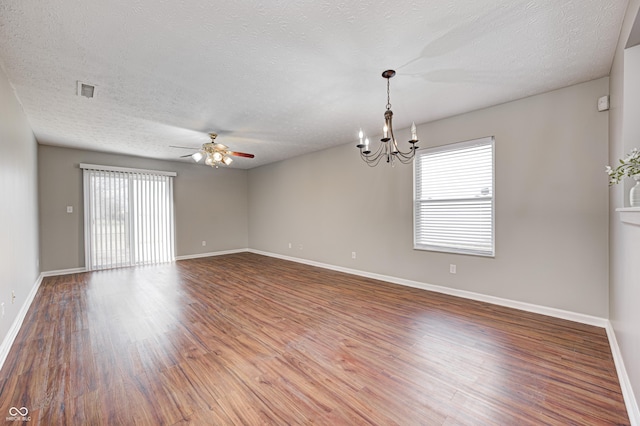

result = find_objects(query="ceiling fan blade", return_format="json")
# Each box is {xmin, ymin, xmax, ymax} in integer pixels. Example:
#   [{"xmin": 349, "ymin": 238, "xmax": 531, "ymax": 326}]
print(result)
[
  {"xmin": 170, "ymin": 145, "xmax": 198, "ymax": 150},
  {"xmin": 229, "ymin": 151, "xmax": 255, "ymax": 158},
  {"xmin": 179, "ymin": 154, "xmax": 193, "ymax": 158}
]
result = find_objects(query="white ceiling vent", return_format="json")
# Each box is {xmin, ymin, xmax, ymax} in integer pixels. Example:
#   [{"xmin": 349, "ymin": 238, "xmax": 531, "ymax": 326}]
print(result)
[{"xmin": 77, "ymin": 81, "xmax": 97, "ymax": 99}]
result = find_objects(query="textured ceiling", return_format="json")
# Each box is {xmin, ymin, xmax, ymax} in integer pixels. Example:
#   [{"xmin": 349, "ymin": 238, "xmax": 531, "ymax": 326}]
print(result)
[{"xmin": 0, "ymin": 0, "xmax": 629, "ymax": 169}]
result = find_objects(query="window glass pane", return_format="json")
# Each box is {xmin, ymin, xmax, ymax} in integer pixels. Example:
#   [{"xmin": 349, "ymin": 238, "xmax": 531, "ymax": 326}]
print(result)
[{"xmin": 414, "ymin": 137, "xmax": 494, "ymax": 256}]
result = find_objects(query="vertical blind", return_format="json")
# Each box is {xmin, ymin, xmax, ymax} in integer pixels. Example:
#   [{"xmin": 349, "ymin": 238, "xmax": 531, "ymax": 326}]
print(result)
[
  {"xmin": 81, "ymin": 164, "xmax": 176, "ymax": 271},
  {"xmin": 414, "ymin": 137, "xmax": 494, "ymax": 256}
]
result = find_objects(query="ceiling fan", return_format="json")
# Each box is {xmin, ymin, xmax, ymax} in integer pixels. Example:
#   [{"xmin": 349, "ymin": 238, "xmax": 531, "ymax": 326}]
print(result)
[{"xmin": 172, "ymin": 133, "xmax": 255, "ymax": 168}]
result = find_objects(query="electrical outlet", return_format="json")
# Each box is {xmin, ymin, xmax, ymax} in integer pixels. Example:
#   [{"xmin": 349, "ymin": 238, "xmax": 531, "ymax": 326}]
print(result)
[
  {"xmin": 201, "ymin": 241, "xmax": 206, "ymax": 247},
  {"xmin": 66, "ymin": 205, "xmax": 73, "ymax": 213},
  {"xmin": 288, "ymin": 242, "xmax": 292, "ymax": 249},
  {"xmin": 450, "ymin": 264, "xmax": 457, "ymax": 274},
  {"xmin": 352, "ymin": 252, "xmax": 356, "ymax": 259}
]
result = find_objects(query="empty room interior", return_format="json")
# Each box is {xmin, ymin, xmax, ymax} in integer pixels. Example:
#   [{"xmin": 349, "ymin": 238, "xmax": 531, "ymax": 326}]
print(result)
[{"xmin": 1, "ymin": 1, "xmax": 640, "ymax": 424}]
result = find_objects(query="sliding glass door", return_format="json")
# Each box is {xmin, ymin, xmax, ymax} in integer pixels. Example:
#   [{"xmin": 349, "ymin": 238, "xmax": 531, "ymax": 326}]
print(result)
[{"xmin": 82, "ymin": 165, "xmax": 175, "ymax": 271}]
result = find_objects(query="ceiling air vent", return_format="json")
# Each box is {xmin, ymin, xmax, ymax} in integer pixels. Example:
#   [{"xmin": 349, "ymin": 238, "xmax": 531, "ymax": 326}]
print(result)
[{"xmin": 77, "ymin": 81, "xmax": 97, "ymax": 99}]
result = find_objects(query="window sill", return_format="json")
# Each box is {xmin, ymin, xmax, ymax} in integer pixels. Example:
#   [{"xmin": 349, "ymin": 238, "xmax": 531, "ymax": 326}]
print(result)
[{"xmin": 616, "ymin": 207, "xmax": 640, "ymax": 225}]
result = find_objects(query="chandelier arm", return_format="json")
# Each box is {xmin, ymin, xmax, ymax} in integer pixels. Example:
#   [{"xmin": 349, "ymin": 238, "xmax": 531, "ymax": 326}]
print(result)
[
  {"xmin": 383, "ymin": 139, "xmax": 394, "ymax": 163},
  {"xmin": 392, "ymin": 141, "xmax": 416, "ymax": 159},
  {"xmin": 361, "ymin": 138, "xmax": 386, "ymax": 161},
  {"xmin": 390, "ymin": 134, "xmax": 401, "ymax": 154},
  {"xmin": 394, "ymin": 146, "xmax": 418, "ymax": 159},
  {"xmin": 362, "ymin": 152, "xmax": 385, "ymax": 167},
  {"xmin": 390, "ymin": 122, "xmax": 418, "ymax": 158},
  {"xmin": 361, "ymin": 143, "xmax": 386, "ymax": 166},
  {"xmin": 394, "ymin": 153, "xmax": 415, "ymax": 164}
]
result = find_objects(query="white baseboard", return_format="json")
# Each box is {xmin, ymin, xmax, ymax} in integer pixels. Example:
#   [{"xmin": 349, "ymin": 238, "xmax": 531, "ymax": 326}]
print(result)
[
  {"xmin": 248, "ymin": 249, "xmax": 607, "ymax": 327},
  {"xmin": 606, "ymin": 322, "xmax": 640, "ymax": 426},
  {"xmin": 175, "ymin": 248, "xmax": 248, "ymax": 261},
  {"xmin": 0, "ymin": 273, "xmax": 44, "ymax": 372},
  {"xmin": 41, "ymin": 267, "xmax": 86, "ymax": 277}
]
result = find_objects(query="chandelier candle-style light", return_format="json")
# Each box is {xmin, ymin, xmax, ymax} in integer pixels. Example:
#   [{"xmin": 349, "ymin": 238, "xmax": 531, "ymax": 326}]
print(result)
[{"xmin": 357, "ymin": 70, "xmax": 418, "ymax": 166}]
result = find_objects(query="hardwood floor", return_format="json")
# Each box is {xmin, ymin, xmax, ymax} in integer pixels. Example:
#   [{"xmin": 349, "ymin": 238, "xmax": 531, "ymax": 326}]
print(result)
[{"xmin": 0, "ymin": 253, "xmax": 629, "ymax": 425}]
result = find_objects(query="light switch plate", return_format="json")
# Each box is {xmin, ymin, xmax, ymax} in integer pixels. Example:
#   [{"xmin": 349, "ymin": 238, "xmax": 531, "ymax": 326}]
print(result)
[
  {"xmin": 66, "ymin": 206, "xmax": 73, "ymax": 213},
  {"xmin": 597, "ymin": 95, "xmax": 609, "ymax": 112}
]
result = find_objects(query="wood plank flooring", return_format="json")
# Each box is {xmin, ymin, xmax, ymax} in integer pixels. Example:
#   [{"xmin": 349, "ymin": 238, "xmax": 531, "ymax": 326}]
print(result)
[{"xmin": 0, "ymin": 253, "xmax": 629, "ymax": 425}]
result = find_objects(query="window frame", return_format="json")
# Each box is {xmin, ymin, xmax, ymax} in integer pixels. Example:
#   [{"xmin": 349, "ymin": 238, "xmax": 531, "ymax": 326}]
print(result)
[{"xmin": 413, "ymin": 136, "xmax": 495, "ymax": 257}]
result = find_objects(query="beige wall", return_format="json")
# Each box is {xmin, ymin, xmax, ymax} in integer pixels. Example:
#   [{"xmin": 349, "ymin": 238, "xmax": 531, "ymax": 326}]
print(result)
[
  {"xmin": 249, "ymin": 77, "xmax": 610, "ymax": 318},
  {"xmin": 38, "ymin": 145, "xmax": 248, "ymax": 271},
  {"xmin": 0, "ymin": 65, "xmax": 39, "ymax": 344},
  {"xmin": 609, "ymin": 0, "xmax": 640, "ymax": 414}
]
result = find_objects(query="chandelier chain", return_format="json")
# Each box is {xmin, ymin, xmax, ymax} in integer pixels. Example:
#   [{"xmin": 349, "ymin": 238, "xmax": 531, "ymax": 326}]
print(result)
[{"xmin": 386, "ymin": 78, "xmax": 392, "ymax": 111}]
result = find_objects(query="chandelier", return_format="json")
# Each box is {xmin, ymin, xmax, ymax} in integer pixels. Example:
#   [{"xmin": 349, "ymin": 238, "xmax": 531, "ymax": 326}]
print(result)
[{"xmin": 356, "ymin": 70, "xmax": 418, "ymax": 166}]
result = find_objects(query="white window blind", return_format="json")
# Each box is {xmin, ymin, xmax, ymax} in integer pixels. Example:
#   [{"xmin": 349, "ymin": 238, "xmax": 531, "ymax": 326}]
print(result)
[
  {"xmin": 414, "ymin": 137, "xmax": 494, "ymax": 257},
  {"xmin": 82, "ymin": 164, "xmax": 176, "ymax": 270}
]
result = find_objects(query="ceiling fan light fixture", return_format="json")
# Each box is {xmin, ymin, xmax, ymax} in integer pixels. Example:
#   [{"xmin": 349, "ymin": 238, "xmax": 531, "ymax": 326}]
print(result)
[{"xmin": 177, "ymin": 132, "xmax": 255, "ymax": 168}]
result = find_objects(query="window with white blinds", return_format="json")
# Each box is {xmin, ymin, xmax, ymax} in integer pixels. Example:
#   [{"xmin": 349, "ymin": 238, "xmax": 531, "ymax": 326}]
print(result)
[
  {"xmin": 81, "ymin": 164, "xmax": 176, "ymax": 271},
  {"xmin": 414, "ymin": 137, "xmax": 494, "ymax": 256}
]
